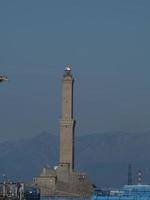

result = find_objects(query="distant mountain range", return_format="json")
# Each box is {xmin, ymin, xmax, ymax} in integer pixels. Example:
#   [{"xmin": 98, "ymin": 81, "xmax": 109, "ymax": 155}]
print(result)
[{"xmin": 1, "ymin": 131, "xmax": 150, "ymax": 187}]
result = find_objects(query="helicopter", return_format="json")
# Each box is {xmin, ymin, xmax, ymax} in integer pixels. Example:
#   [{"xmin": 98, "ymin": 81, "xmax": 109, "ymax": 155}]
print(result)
[{"xmin": 0, "ymin": 75, "xmax": 8, "ymax": 82}]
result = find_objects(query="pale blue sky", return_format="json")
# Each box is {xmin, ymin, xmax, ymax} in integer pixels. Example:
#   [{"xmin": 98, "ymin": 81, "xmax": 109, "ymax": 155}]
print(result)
[{"xmin": 0, "ymin": 0, "xmax": 150, "ymax": 141}]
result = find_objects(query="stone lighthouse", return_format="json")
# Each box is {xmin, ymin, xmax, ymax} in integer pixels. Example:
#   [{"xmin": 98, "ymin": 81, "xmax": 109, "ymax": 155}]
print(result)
[
  {"xmin": 33, "ymin": 66, "xmax": 93, "ymax": 197},
  {"xmin": 59, "ymin": 65, "xmax": 75, "ymax": 171}
]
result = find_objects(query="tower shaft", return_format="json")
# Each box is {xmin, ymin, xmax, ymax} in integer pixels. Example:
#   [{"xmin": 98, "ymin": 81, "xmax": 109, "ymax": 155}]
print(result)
[{"xmin": 59, "ymin": 68, "xmax": 75, "ymax": 171}]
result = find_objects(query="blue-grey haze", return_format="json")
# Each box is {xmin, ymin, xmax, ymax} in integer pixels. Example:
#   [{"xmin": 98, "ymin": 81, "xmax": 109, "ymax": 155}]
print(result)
[{"xmin": 0, "ymin": 0, "xmax": 150, "ymax": 141}]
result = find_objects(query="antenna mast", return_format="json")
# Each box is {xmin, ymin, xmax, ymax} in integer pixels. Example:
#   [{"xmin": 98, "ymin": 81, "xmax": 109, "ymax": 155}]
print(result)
[{"xmin": 128, "ymin": 164, "xmax": 132, "ymax": 185}]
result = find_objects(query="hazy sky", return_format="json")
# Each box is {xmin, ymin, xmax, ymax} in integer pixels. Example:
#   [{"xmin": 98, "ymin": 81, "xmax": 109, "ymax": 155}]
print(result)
[{"xmin": 0, "ymin": 0, "xmax": 150, "ymax": 141}]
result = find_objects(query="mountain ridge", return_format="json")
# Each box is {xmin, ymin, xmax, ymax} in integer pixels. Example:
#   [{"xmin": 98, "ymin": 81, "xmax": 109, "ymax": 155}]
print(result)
[{"xmin": 1, "ymin": 131, "xmax": 150, "ymax": 187}]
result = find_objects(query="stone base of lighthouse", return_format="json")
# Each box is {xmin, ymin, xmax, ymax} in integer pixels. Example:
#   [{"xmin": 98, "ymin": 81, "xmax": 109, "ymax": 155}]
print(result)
[{"xmin": 33, "ymin": 163, "xmax": 93, "ymax": 197}]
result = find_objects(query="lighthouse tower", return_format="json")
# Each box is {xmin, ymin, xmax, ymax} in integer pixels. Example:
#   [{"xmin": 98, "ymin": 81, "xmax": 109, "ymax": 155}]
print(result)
[
  {"xmin": 33, "ymin": 66, "xmax": 93, "ymax": 196},
  {"xmin": 59, "ymin": 66, "xmax": 75, "ymax": 171}
]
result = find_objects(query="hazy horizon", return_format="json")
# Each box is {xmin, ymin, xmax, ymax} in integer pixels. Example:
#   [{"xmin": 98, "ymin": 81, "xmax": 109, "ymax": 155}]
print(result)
[{"xmin": 0, "ymin": 0, "xmax": 150, "ymax": 142}]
